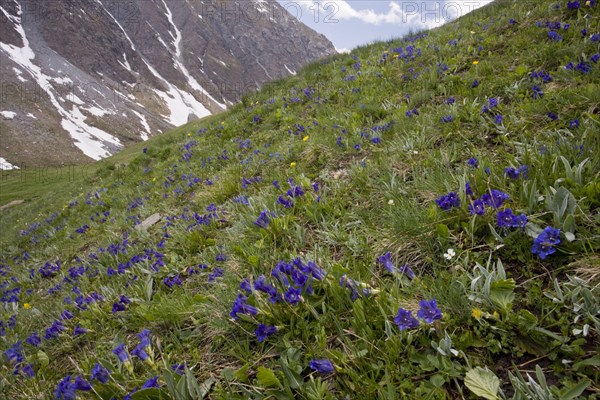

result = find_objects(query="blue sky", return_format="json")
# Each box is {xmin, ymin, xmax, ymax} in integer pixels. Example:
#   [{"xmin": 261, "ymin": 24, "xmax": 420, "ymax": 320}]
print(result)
[{"xmin": 275, "ymin": 1, "xmax": 492, "ymax": 52}]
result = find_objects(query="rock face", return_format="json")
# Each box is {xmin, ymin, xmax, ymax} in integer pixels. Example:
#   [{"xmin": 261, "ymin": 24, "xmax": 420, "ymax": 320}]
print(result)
[{"xmin": 0, "ymin": 0, "xmax": 336, "ymax": 167}]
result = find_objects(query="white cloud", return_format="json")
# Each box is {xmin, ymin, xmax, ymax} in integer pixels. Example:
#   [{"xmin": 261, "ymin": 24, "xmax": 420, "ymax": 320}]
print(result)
[{"xmin": 287, "ymin": 0, "xmax": 485, "ymax": 29}]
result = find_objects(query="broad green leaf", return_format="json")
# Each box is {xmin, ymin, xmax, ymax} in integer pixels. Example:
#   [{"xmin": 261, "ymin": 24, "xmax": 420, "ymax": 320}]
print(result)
[
  {"xmin": 37, "ymin": 350, "xmax": 49, "ymax": 368},
  {"xmin": 257, "ymin": 367, "xmax": 281, "ymax": 389},
  {"xmin": 489, "ymin": 279, "xmax": 515, "ymax": 311},
  {"xmin": 464, "ymin": 367, "xmax": 501, "ymax": 400}
]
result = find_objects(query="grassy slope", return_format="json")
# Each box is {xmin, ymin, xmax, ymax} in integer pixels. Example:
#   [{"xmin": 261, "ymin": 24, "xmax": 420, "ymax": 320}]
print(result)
[{"xmin": 1, "ymin": 0, "xmax": 599, "ymax": 398}]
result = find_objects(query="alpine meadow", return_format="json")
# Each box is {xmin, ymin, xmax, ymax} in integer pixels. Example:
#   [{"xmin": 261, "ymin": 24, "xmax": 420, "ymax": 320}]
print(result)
[{"xmin": 1, "ymin": 0, "xmax": 599, "ymax": 399}]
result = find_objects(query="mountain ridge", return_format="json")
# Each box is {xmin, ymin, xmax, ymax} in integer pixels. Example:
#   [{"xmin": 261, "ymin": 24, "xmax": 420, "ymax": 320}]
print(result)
[{"xmin": 0, "ymin": 0, "xmax": 336, "ymax": 167}]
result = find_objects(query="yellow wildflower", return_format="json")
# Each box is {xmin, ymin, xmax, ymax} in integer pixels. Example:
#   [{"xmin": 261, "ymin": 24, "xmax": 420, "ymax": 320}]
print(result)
[
  {"xmin": 24, "ymin": 303, "xmax": 31, "ymax": 309},
  {"xmin": 473, "ymin": 60, "xmax": 479, "ymax": 65},
  {"xmin": 471, "ymin": 308, "xmax": 482, "ymax": 320},
  {"xmin": 290, "ymin": 162, "xmax": 297, "ymax": 168},
  {"xmin": 303, "ymin": 135, "xmax": 309, "ymax": 142}
]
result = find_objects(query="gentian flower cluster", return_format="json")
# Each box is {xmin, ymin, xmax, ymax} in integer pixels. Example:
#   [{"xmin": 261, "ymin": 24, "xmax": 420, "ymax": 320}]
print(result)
[
  {"xmin": 496, "ymin": 209, "xmax": 528, "ymax": 229},
  {"xmin": 394, "ymin": 299, "xmax": 443, "ymax": 331},
  {"xmin": 504, "ymin": 165, "xmax": 529, "ymax": 179},
  {"xmin": 435, "ymin": 192, "xmax": 460, "ymax": 210},
  {"xmin": 54, "ymin": 375, "xmax": 92, "ymax": 400}
]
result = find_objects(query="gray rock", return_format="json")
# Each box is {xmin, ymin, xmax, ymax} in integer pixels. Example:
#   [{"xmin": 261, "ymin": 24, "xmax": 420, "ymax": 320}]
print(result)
[{"xmin": 135, "ymin": 213, "xmax": 162, "ymax": 231}]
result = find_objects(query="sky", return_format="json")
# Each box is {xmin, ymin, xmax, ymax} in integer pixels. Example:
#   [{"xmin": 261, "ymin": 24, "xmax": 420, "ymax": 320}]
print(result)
[{"xmin": 275, "ymin": 0, "xmax": 493, "ymax": 52}]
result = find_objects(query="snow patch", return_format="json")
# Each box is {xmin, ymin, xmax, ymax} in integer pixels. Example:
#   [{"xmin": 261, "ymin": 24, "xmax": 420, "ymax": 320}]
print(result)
[
  {"xmin": 1, "ymin": 111, "xmax": 16, "ymax": 120},
  {"xmin": 0, "ymin": 3, "xmax": 122, "ymax": 160},
  {"xmin": 284, "ymin": 64, "xmax": 297, "ymax": 75},
  {"xmin": 84, "ymin": 106, "xmax": 112, "ymax": 117},
  {"xmin": 161, "ymin": 0, "xmax": 182, "ymax": 58},
  {"xmin": 118, "ymin": 53, "xmax": 132, "ymax": 71},
  {"xmin": 144, "ymin": 61, "xmax": 211, "ymax": 126},
  {"xmin": 0, "ymin": 157, "xmax": 19, "ymax": 170},
  {"xmin": 13, "ymin": 67, "xmax": 27, "ymax": 82},
  {"xmin": 132, "ymin": 110, "xmax": 151, "ymax": 141}
]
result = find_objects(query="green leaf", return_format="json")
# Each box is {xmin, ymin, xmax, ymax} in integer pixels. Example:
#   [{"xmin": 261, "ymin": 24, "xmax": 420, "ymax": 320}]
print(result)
[
  {"xmin": 37, "ymin": 350, "xmax": 49, "ymax": 368},
  {"xmin": 257, "ymin": 367, "xmax": 281, "ymax": 389},
  {"xmin": 559, "ymin": 380, "xmax": 590, "ymax": 400},
  {"xmin": 489, "ymin": 279, "xmax": 515, "ymax": 311},
  {"xmin": 464, "ymin": 367, "xmax": 501, "ymax": 400},
  {"xmin": 573, "ymin": 355, "xmax": 600, "ymax": 371}
]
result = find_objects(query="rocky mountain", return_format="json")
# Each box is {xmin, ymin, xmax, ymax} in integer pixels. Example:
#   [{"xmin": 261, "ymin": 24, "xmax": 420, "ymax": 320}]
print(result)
[{"xmin": 0, "ymin": 0, "xmax": 336, "ymax": 167}]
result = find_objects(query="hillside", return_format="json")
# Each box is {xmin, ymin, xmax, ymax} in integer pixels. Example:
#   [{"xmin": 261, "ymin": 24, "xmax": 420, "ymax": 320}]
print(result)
[
  {"xmin": 0, "ymin": 0, "xmax": 335, "ymax": 167},
  {"xmin": 1, "ymin": 0, "xmax": 599, "ymax": 399}
]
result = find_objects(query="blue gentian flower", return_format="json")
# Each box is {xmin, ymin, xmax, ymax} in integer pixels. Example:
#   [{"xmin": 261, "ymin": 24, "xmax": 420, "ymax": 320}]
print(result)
[
  {"xmin": 531, "ymin": 226, "xmax": 561, "ymax": 261},
  {"xmin": 417, "ymin": 299, "xmax": 443, "ymax": 323},
  {"xmin": 138, "ymin": 329, "xmax": 151, "ymax": 348},
  {"xmin": 398, "ymin": 265, "xmax": 416, "ymax": 280},
  {"xmin": 569, "ymin": 119, "xmax": 580, "ymax": 128},
  {"xmin": 440, "ymin": 115, "xmax": 453, "ymax": 123},
  {"xmin": 377, "ymin": 252, "xmax": 396, "ymax": 273},
  {"xmin": 494, "ymin": 115, "xmax": 503, "ymax": 124},
  {"xmin": 22, "ymin": 363, "xmax": 35, "ymax": 377},
  {"xmin": 309, "ymin": 359, "xmax": 334, "ymax": 374},
  {"xmin": 112, "ymin": 302, "xmax": 126, "ymax": 313},
  {"xmin": 253, "ymin": 275, "xmax": 279, "ymax": 301},
  {"xmin": 532, "ymin": 85, "xmax": 544, "ymax": 99},
  {"xmin": 576, "ymin": 62, "xmax": 592, "ymax": 73},
  {"xmin": 504, "ymin": 167, "xmax": 520, "ymax": 179},
  {"xmin": 208, "ymin": 268, "xmax": 224, "ymax": 282},
  {"xmin": 548, "ymin": 31, "xmax": 562, "ymax": 41},
  {"xmin": 436, "ymin": 192, "xmax": 461, "ymax": 210},
  {"xmin": 339, "ymin": 275, "xmax": 372, "ymax": 300},
  {"xmin": 73, "ymin": 325, "xmax": 87, "ymax": 336},
  {"xmin": 472, "ymin": 79, "xmax": 479, "ymax": 88},
  {"xmin": 239, "ymin": 279, "xmax": 253, "ymax": 294},
  {"xmin": 394, "ymin": 308, "xmax": 420, "ymax": 330},
  {"xmin": 469, "ymin": 199, "xmax": 485, "ymax": 215},
  {"xmin": 132, "ymin": 345, "xmax": 149, "ymax": 361},
  {"xmin": 26, "ymin": 332, "xmax": 41, "ymax": 347},
  {"xmin": 254, "ymin": 210, "xmax": 274, "ymax": 228},
  {"xmin": 481, "ymin": 190, "xmax": 509, "ymax": 208},
  {"xmin": 547, "ymin": 112, "xmax": 559, "ymax": 121},
  {"xmin": 467, "ymin": 158, "xmax": 479, "ymax": 168},
  {"xmin": 45, "ymin": 319, "xmax": 65, "ymax": 339},
  {"xmin": 255, "ymin": 324, "xmax": 277, "ymax": 342},
  {"xmin": 73, "ymin": 376, "xmax": 92, "ymax": 391},
  {"xmin": 54, "ymin": 376, "xmax": 76, "ymax": 400},
  {"xmin": 465, "ymin": 182, "xmax": 474, "ymax": 196},
  {"xmin": 230, "ymin": 294, "xmax": 258, "ymax": 320},
  {"xmin": 112, "ymin": 343, "xmax": 129, "ymax": 363},
  {"xmin": 90, "ymin": 363, "xmax": 110, "ymax": 384},
  {"xmin": 284, "ymin": 287, "xmax": 302, "ymax": 305},
  {"xmin": 277, "ymin": 195, "xmax": 294, "ymax": 209},
  {"xmin": 496, "ymin": 209, "xmax": 517, "ymax": 228},
  {"xmin": 142, "ymin": 376, "xmax": 159, "ymax": 389},
  {"xmin": 171, "ymin": 364, "xmax": 185, "ymax": 375},
  {"xmin": 591, "ymin": 53, "xmax": 599, "ymax": 63},
  {"xmin": 306, "ymin": 261, "xmax": 326, "ymax": 280}
]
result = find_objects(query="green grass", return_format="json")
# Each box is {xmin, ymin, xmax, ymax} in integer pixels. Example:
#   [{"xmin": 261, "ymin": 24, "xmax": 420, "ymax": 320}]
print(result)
[{"xmin": 1, "ymin": 0, "xmax": 599, "ymax": 399}]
